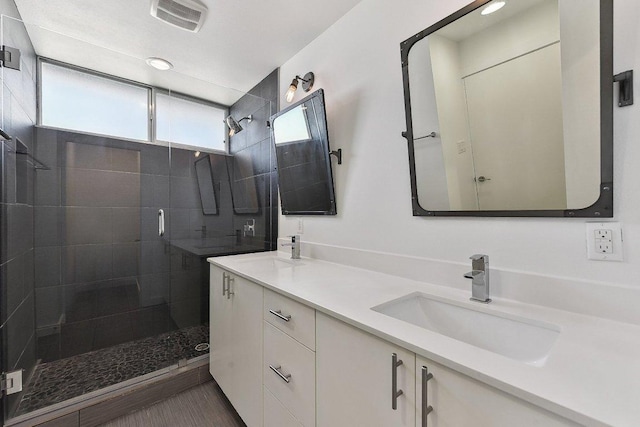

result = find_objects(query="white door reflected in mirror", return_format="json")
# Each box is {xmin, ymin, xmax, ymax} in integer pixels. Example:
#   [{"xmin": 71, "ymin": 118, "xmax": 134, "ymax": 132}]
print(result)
[{"xmin": 407, "ymin": 0, "xmax": 603, "ymax": 212}]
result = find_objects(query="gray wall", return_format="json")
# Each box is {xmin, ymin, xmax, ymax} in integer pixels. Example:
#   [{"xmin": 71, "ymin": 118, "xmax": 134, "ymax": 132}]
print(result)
[
  {"xmin": 0, "ymin": 0, "xmax": 38, "ymax": 417},
  {"xmin": 33, "ymin": 129, "xmax": 244, "ymax": 360},
  {"xmin": 229, "ymin": 68, "xmax": 279, "ymax": 247},
  {"xmin": 33, "ymin": 129, "xmax": 179, "ymax": 360},
  {"xmin": 31, "ymin": 65, "xmax": 280, "ymax": 361}
]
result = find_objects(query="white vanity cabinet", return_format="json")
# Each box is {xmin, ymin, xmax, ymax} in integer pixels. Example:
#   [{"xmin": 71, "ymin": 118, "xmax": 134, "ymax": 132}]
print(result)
[
  {"xmin": 209, "ymin": 265, "xmax": 264, "ymax": 427},
  {"xmin": 316, "ymin": 312, "xmax": 416, "ymax": 427},
  {"xmin": 315, "ymin": 312, "xmax": 577, "ymax": 427},
  {"xmin": 415, "ymin": 356, "xmax": 579, "ymax": 427}
]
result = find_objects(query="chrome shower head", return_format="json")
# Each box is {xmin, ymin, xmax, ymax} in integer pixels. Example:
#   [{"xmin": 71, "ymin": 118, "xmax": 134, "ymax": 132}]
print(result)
[{"xmin": 225, "ymin": 115, "xmax": 252, "ymax": 137}]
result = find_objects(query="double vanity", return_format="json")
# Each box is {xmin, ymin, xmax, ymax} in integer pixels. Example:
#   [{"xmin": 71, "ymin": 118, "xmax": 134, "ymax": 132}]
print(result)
[{"xmin": 208, "ymin": 249, "xmax": 640, "ymax": 427}]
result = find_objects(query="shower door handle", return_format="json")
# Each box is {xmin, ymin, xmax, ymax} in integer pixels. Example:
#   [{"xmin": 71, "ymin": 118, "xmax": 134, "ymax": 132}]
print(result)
[{"xmin": 158, "ymin": 209, "xmax": 165, "ymax": 237}]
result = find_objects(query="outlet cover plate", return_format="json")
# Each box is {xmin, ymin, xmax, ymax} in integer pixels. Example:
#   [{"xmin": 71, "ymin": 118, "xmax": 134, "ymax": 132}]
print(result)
[{"xmin": 586, "ymin": 222, "xmax": 623, "ymax": 261}]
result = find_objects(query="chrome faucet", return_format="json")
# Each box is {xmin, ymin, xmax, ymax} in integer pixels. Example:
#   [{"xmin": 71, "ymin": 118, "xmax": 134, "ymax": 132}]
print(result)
[
  {"xmin": 281, "ymin": 235, "xmax": 301, "ymax": 260},
  {"xmin": 464, "ymin": 254, "xmax": 491, "ymax": 303}
]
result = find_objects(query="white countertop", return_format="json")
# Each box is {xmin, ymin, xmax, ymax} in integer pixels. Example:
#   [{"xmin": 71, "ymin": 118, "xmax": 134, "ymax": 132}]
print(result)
[{"xmin": 208, "ymin": 251, "xmax": 640, "ymax": 427}]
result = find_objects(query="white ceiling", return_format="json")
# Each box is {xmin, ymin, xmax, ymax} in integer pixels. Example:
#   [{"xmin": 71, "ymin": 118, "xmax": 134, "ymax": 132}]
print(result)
[
  {"xmin": 436, "ymin": 0, "xmax": 547, "ymax": 42},
  {"xmin": 14, "ymin": 0, "xmax": 363, "ymax": 105}
]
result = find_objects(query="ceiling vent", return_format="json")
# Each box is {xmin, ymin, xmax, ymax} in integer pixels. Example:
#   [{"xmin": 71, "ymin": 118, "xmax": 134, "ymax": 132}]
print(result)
[{"xmin": 150, "ymin": 0, "xmax": 208, "ymax": 33}]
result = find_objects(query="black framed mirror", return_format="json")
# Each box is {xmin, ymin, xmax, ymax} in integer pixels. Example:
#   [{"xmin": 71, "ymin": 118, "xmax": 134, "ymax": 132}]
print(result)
[
  {"xmin": 270, "ymin": 89, "xmax": 337, "ymax": 215},
  {"xmin": 401, "ymin": 0, "xmax": 613, "ymax": 217}
]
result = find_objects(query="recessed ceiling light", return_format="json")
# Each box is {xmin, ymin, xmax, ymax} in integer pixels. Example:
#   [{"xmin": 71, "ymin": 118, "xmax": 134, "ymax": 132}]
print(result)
[
  {"xmin": 145, "ymin": 57, "xmax": 173, "ymax": 71},
  {"xmin": 481, "ymin": 0, "xmax": 506, "ymax": 15}
]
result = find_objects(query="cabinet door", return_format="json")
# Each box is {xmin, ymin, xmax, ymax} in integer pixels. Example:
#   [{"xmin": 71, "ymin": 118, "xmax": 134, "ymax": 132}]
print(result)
[
  {"xmin": 230, "ymin": 274, "xmax": 264, "ymax": 427},
  {"xmin": 416, "ymin": 356, "xmax": 580, "ymax": 427},
  {"xmin": 317, "ymin": 313, "xmax": 416, "ymax": 427},
  {"xmin": 209, "ymin": 265, "xmax": 233, "ymax": 396}
]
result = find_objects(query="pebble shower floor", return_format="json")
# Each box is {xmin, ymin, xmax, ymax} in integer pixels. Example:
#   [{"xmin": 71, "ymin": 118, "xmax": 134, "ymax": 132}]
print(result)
[{"xmin": 14, "ymin": 324, "xmax": 209, "ymax": 416}]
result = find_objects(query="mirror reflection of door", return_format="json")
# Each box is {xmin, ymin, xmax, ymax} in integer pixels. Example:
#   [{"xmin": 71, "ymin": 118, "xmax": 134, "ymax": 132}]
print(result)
[
  {"xmin": 463, "ymin": 43, "xmax": 565, "ymax": 210},
  {"xmin": 407, "ymin": 0, "xmax": 603, "ymax": 212}
]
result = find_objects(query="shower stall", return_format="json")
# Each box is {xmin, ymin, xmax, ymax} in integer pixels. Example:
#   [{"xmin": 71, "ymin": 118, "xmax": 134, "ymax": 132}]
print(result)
[{"xmin": 0, "ymin": 13, "xmax": 278, "ymax": 425}]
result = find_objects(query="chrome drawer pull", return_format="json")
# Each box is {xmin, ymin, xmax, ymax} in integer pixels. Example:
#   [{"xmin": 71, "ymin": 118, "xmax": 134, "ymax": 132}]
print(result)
[
  {"xmin": 269, "ymin": 365, "xmax": 291, "ymax": 383},
  {"xmin": 391, "ymin": 353, "xmax": 404, "ymax": 410},
  {"xmin": 422, "ymin": 366, "xmax": 434, "ymax": 426},
  {"xmin": 269, "ymin": 309, "xmax": 292, "ymax": 322}
]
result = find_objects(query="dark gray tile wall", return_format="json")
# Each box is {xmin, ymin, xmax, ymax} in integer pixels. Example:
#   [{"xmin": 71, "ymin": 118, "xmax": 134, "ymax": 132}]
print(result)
[
  {"xmin": 228, "ymin": 68, "xmax": 279, "ymax": 249},
  {"xmin": 0, "ymin": 0, "xmax": 38, "ymax": 419},
  {"xmin": 32, "ymin": 128, "xmax": 182, "ymax": 361},
  {"xmin": 31, "ymin": 83, "xmax": 280, "ymax": 356}
]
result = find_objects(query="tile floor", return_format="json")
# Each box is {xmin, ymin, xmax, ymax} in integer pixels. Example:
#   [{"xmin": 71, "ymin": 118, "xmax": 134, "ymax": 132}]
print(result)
[{"xmin": 100, "ymin": 381, "xmax": 245, "ymax": 427}]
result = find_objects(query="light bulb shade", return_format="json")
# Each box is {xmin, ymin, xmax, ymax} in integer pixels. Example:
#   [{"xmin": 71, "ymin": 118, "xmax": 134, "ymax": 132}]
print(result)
[
  {"xmin": 286, "ymin": 79, "xmax": 298, "ymax": 102},
  {"xmin": 285, "ymin": 73, "xmax": 314, "ymax": 102},
  {"xmin": 481, "ymin": 0, "xmax": 506, "ymax": 15}
]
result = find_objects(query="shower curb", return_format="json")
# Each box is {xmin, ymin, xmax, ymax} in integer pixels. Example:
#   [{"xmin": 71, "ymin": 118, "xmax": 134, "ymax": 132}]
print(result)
[{"xmin": 4, "ymin": 355, "xmax": 210, "ymax": 427}]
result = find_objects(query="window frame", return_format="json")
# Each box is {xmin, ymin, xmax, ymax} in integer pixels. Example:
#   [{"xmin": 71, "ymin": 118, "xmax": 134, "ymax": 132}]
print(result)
[
  {"xmin": 37, "ymin": 57, "xmax": 230, "ymax": 155},
  {"xmin": 153, "ymin": 87, "xmax": 229, "ymax": 154}
]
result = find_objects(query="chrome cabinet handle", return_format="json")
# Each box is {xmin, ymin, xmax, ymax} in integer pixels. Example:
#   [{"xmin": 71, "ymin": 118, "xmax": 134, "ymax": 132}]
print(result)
[
  {"xmin": 269, "ymin": 309, "xmax": 292, "ymax": 322},
  {"xmin": 421, "ymin": 366, "xmax": 434, "ymax": 427},
  {"xmin": 391, "ymin": 353, "xmax": 404, "ymax": 410},
  {"xmin": 226, "ymin": 276, "xmax": 234, "ymax": 299},
  {"xmin": 222, "ymin": 273, "xmax": 228, "ymax": 296},
  {"xmin": 158, "ymin": 209, "xmax": 165, "ymax": 236},
  {"xmin": 476, "ymin": 176, "xmax": 491, "ymax": 183},
  {"xmin": 269, "ymin": 365, "xmax": 291, "ymax": 383}
]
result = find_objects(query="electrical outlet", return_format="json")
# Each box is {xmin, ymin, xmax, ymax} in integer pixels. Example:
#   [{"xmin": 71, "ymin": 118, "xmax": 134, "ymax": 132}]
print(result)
[
  {"xmin": 586, "ymin": 222, "xmax": 623, "ymax": 261},
  {"xmin": 296, "ymin": 219, "xmax": 304, "ymax": 234},
  {"xmin": 595, "ymin": 229, "xmax": 612, "ymax": 241},
  {"xmin": 596, "ymin": 239, "xmax": 612, "ymax": 254}
]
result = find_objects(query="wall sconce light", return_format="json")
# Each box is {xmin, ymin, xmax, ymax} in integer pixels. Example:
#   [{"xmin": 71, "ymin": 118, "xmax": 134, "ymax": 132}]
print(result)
[
  {"xmin": 285, "ymin": 72, "xmax": 315, "ymax": 102},
  {"xmin": 225, "ymin": 115, "xmax": 252, "ymax": 136}
]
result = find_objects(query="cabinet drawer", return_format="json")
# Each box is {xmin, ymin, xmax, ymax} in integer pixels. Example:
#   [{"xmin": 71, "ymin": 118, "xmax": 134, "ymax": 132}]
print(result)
[
  {"xmin": 264, "ymin": 289, "xmax": 315, "ymax": 350},
  {"xmin": 264, "ymin": 322, "xmax": 315, "ymax": 427},
  {"xmin": 264, "ymin": 386, "xmax": 304, "ymax": 427}
]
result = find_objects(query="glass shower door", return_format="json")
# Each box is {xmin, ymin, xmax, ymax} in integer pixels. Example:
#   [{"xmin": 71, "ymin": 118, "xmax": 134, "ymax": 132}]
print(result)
[
  {"xmin": 1, "ymin": 13, "xmax": 38, "ymax": 423},
  {"xmin": 0, "ymin": 14, "xmax": 275, "ymax": 423}
]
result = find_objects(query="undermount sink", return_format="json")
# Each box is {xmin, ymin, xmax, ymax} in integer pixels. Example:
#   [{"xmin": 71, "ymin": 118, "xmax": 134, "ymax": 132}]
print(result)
[
  {"xmin": 235, "ymin": 256, "xmax": 305, "ymax": 269},
  {"xmin": 372, "ymin": 292, "xmax": 560, "ymax": 366}
]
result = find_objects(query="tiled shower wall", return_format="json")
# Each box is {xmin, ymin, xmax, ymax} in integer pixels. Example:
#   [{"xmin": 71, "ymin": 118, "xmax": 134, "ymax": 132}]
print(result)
[
  {"xmin": 0, "ymin": 0, "xmax": 38, "ymax": 417},
  {"xmin": 229, "ymin": 69, "xmax": 279, "ymax": 246},
  {"xmin": 33, "ymin": 129, "xmax": 177, "ymax": 361},
  {"xmin": 32, "ymin": 129, "xmax": 240, "ymax": 361},
  {"xmin": 31, "ymin": 69, "xmax": 279, "ymax": 363}
]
